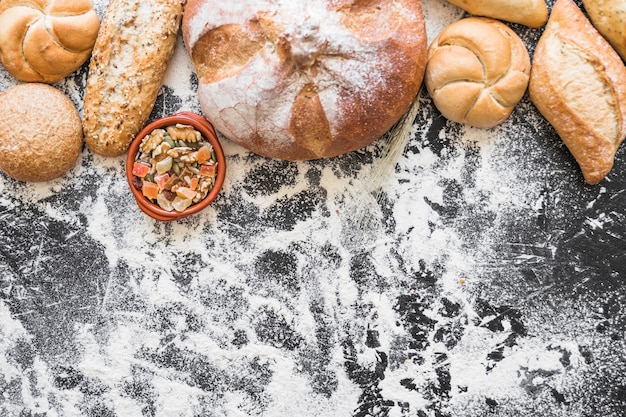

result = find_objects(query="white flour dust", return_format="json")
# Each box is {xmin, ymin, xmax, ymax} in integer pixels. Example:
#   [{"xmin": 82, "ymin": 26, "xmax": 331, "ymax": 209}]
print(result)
[{"xmin": 1, "ymin": 1, "xmax": 621, "ymax": 417}]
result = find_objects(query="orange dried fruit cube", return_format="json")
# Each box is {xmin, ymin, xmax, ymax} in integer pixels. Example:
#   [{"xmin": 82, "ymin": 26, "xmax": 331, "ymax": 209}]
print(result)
[
  {"xmin": 199, "ymin": 163, "xmax": 216, "ymax": 177},
  {"xmin": 142, "ymin": 181, "xmax": 160, "ymax": 200},
  {"xmin": 132, "ymin": 162, "xmax": 151, "ymax": 178},
  {"xmin": 197, "ymin": 145, "xmax": 211, "ymax": 164},
  {"xmin": 188, "ymin": 176, "xmax": 199, "ymax": 191},
  {"xmin": 176, "ymin": 186, "xmax": 196, "ymax": 200},
  {"xmin": 155, "ymin": 173, "xmax": 170, "ymax": 190}
]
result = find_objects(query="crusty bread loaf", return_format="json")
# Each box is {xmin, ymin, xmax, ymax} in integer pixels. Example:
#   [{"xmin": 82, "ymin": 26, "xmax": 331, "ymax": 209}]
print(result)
[
  {"xmin": 445, "ymin": 0, "xmax": 548, "ymax": 28},
  {"xmin": 0, "ymin": 84, "xmax": 83, "ymax": 182},
  {"xmin": 0, "ymin": 0, "xmax": 100, "ymax": 83},
  {"xmin": 425, "ymin": 17, "xmax": 530, "ymax": 129},
  {"xmin": 83, "ymin": 0, "xmax": 185, "ymax": 157},
  {"xmin": 583, "ymin": 0, "xmax": 626, "ymax": 62},
  {"xmin": 529, "ymin": 0, "xmax": 626, "ymax": 185},
  {"xmin": 182, "ymin": 0, "xmax": 428, "ymax": 161}
]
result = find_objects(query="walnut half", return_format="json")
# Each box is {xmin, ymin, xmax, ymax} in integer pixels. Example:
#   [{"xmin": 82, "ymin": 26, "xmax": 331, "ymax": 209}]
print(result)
[{"xmin": 166, "ymin": 124, "xmax": 202, "ymax": 143}]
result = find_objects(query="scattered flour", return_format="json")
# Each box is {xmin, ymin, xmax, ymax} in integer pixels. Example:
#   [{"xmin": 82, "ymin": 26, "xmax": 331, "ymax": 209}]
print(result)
[{"xmin": 0, "ymin": 1, "xmax": 617, "ymax": 417}]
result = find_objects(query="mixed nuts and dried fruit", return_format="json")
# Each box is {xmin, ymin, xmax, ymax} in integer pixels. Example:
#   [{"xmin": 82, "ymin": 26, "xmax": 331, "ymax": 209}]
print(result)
[{"xmin": 131, "ymin": 124, "xmax": 218, "ymax": 212}]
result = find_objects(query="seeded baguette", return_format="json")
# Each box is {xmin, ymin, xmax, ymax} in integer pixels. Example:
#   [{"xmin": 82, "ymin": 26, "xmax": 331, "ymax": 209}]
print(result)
[{"xmin": 83, "ymin": 0, "xmax": 185, "ymax": 157}]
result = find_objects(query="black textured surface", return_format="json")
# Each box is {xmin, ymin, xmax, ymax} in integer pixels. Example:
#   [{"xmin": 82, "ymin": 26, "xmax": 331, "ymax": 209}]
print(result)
[{"xmin": 1, "ymin": 1, "xmax": 625, "ymax": 416}]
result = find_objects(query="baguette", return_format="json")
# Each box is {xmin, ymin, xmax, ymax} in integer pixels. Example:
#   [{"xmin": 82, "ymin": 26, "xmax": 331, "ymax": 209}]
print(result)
[
  {"xmin": 583, "ymin": 0, "xmax": 626, "ymax": 62},
  {"xmin": 529, "ymin": 0, "xmax": 626, "ymax": 185},
  {"xmin": 445, "ymin": 0, "xmax": 548, "ymax": 28},
  {"xmin": 83, "ymin": 0, "xmax": 185, "ymax": 157}
]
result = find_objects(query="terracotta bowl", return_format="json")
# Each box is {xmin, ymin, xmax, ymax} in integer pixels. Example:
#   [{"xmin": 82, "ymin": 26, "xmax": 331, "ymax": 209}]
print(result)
[{"xmin": 125, "ymin": 111, "xmax": 226, "ymax": 221}]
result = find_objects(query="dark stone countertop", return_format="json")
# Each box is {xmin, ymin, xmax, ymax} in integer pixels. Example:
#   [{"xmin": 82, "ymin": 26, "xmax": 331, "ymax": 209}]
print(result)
[{"xmin": 0, "ymin": 1, "xmax": 624, "ymax": 416}]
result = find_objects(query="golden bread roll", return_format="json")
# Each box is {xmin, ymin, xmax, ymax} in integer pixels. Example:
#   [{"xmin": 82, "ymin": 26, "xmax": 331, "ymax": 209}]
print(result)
[
  {"xmin": 182, "ymin": 0, "xmax": 428, "ymax": 161},
  {"xmin": 83, "ymin": 0, "xmax": 185, "ymax": 157},
  {"xmin": 425, "ymin": 17, "xmax": 530, "ymax": 129},
  {"xmin": 0, "ymin": 84, "xmax": 83, "ymax": 182},
  {"xmin": 445, "ymin": 0, "xmax": 548, "ymax": 28},
  {"xmin": 529, "ymin": 0, "xmax": 626, "ymax": 185},
  {"xmin": 0, "ymin": 0, "xmax": 100, "ymax": 83},
  {"xmin": 583, "ymin": 0, "xmax": 626, "ymax": 61}
]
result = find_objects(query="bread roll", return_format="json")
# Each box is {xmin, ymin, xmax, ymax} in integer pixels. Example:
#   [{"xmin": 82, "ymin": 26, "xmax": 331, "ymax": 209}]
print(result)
[
  {"xmin": 182, "ymin": 0, "xmax": 428, "ymax": 161},
  {"xmin": 529, "ymin": 0, "xmax": 626, "ymax": 185},
  {"xmin": 0, "ymin": 84, "xmax": 82, "ymax": 182},
  {"xmin": 445, "ymin": 0, "xmax": 548, "ymax": 28},
  {"xmin": 425, "ymin": 17, "xmax": 530, "ymax": 129},
  {"xmin": 83, "ymin": 0, "xmax": 185, "ymax": 157},
  {"xmin": 0, "ymin": 0, "xmax": 99, "ymax": 83},
  {"xmin": 583, "ymin": 0, "xmax": 626, "ymax": 62}
]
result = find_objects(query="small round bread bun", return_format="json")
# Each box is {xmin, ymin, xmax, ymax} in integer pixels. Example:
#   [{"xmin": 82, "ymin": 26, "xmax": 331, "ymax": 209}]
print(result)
[
  {"xmin": 0, "ymin": 0, "xmax": 100, "ymax": 83},
  {"xmin": 0, "ymin": 83, "xmax": 83, "ymax": 182},
  {"xmin": 425, "ymin": 17, "xmax": 531, "ymax": 128}
]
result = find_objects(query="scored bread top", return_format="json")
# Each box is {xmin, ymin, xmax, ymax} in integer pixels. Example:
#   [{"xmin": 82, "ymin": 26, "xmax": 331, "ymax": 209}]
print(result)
[{"xmin": 183, "ymin": 0, "xmax": 428, "ymax": 161}]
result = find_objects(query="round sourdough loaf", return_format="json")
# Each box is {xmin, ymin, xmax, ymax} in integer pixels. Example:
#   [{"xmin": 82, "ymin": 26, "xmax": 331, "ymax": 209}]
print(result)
[
  {"xmin": 0, "ymin": 0, "xmax": 100, "ymax": 83},
  {"xmin": 182, "ymin": 0, "xmax": 428, "ymax": 160},
  {"xmin": 0, "ymin": 83, "xmax": 83, "ymax": 182},
  {"xmin": 425, "ymin": 17, "xmax": 531, "ymax": 129}
]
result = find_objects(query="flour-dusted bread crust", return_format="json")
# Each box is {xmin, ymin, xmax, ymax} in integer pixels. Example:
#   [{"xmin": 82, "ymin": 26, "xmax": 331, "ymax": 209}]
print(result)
[
  {"xmin": 0, "ymin": 0, "xmax": 100, "ymax": 83},
  {"xmin": 445, "ymin": 0, "xmax": 548, "ymax": 28},
  {"xmin": 425, "ymin": 17, "xmax": 530, "ymax": 129},
  {"xmin": 583, "ymin": 0, "xmax": 626, "ymax": 62},
  {"xmin": 529, "ymin": 0, "xmax": 626, "ymax": 185},
  {"xmin": 0, "ymin": 84, "xmax": 82, "ymax": 182},
  {"xmin": 83, "ymin": 0, "xmax": 185, "ymax": 157},
  {"xmin": 182, "ymin": 0, "xmax": 428, "ymax": 161}
]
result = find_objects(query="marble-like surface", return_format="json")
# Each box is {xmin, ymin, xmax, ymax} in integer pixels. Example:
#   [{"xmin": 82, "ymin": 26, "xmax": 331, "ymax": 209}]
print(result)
[{"xmin": 1, "ymin": 0, "xmax": 625, "ymax": 416}]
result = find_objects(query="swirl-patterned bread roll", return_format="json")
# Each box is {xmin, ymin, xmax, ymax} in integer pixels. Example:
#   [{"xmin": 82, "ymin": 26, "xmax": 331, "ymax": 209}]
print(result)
[
  {"xmin": 0, "ymin": 0, "xmax": 100, "ymax": 83},
  {"xmin": 529, "ymin": 0, "xmax": 626, "ymax": 185},
  {"xmin": 182, "ymin": 0, "xmax": 428, "ymax": 161},
  {"xmin": 425, "ymin": 17, "xmax": 530, "ymax": 129}
]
